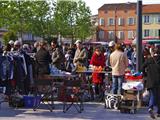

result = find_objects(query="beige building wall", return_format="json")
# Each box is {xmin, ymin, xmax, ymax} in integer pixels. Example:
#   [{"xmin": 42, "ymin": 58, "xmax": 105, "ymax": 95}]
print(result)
[{"xmin": 143, "ymin": 14, "xmax": 160, "ymax": 38}]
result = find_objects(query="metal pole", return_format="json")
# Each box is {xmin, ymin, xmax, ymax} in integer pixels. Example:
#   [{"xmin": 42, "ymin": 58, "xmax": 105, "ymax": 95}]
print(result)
[
  {"xmin": 115, "ymin": 8, "xmax": 117, "ymax": 43},
  {"xmin": 136, "ymin": 0, "xmax": 142, "ymax": 72}
]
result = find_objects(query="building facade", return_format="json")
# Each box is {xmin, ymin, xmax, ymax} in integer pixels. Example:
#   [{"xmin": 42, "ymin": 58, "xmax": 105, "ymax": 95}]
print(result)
[
  {"xmin": 98, "ymin": 3, "xmax": 137, "ymax": 42},
  {"xmin": 98, "ymin": 3, "xmax": 160, "ymax": 42},
  {"xmin": 142, "ymin": 4, "xmax": 160, "ymax": 39}
]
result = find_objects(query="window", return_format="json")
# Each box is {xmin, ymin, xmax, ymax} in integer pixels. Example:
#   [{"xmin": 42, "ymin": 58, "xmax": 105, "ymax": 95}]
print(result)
[
  {"xmin": 144, "ymin": 29, "xmax": 150, "ymax": 37},
  {"xmin": 144, "ymin": 16, "xmax": 150, "ymax": 24},
  {"xmin": 157, "ymin": 15, "xmax": 160, "ymax": 24},
  {"xmin": 99, "ymin": 30, "xmax": 104, "ymax": 39},
  {"xmin": 128, "ymin": 31, "xmax": 134, "ymax": 39},
  {"xmin": 99, "ymin": 18, "xmax": 104, "ymax": 26},
  {"xmin": 108, "ymin": 31, "xmax": 115, "ymax": 39},
  {"xmin": 128, "ymin": 17, "xmax": 135, "ymax": 25},
  {"xmin": 108, "ymin": 18, "xmax": 115, "ymax": 26},
  {"xmin": 118, "ymin": 18, "xmax": 124, "ymax": 26},
  {"xmin": 118, "ymin": 31, "xmax": 124, "ymax": 39}
]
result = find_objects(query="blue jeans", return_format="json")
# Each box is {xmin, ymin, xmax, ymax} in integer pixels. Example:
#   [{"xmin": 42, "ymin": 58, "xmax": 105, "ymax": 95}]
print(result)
[
  {"xmin": 148, "ymin": 87, "xmax": 160, "ymax": 114},
  {"xmin": 148, "ymin": 89, "xmax": 155, "ymax": 110},
  {"xmin": 112, "ymin": 75, "xmax": 124, "ymax": 94}
]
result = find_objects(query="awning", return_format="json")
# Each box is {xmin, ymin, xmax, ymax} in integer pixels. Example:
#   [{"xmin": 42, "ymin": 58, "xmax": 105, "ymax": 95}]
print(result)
[{"xmin": 123, "ymin": 39, "xmax": 147, "ymax": 45}]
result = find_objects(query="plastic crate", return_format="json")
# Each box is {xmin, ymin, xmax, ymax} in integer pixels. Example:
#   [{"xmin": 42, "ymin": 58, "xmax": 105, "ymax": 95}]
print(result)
[{"xmin": 23, "ymin": 96, "xmax": 41, "ymax": 108}]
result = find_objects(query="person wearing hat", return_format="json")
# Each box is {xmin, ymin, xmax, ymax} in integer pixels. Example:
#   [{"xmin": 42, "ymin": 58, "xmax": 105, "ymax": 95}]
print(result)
[
  {"xmin": 73, "ymin": 40, "xmax": 88, "ymax": 68},
  {"xmin": 105, "ymin": 41, "xmax": 115, "ymax": 69}
]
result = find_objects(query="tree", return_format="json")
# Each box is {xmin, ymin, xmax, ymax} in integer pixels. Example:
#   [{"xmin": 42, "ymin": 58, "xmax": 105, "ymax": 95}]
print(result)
[
  {"xmin": 54, "ymin": 0, "xmax": 92, "ymax": 42},
  {"xmin": 3, "ymin": 31, "xmax": 17, "ymax": 45},
  {"xmin": 0, "ymin": 0, "xmax": 92, "ymax": 43},
  {"xmin": 75, "ymin": 0, "xmax": 92, "ymax": 41},
  {"xmin": 0, "ymin": 1, "xmax": 56, "ymax": 40}
]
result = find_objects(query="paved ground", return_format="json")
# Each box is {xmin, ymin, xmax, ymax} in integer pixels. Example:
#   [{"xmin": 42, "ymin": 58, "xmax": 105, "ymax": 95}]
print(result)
[{"xmin": 0, "ymin": 102, "xmax": 158, "ymax": 120}]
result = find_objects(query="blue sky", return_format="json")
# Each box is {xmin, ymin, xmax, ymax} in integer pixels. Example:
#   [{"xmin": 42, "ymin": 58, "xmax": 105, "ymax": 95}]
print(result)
[{"xmin": 83, "ymin": 0, "xmax": 160, "ymax": 15}]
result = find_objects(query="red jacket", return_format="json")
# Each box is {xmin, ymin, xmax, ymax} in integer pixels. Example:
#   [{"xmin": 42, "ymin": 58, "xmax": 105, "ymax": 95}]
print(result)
[{"xmin": 90, "ymin": 52, "xmax": 105, "ymax": 84}]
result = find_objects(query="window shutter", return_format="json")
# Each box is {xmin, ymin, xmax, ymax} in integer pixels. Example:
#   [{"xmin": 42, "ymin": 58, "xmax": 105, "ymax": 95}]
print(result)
[
  {"xmin": 108, "ymin": 18, "xmax": 110, "ymax": 25},
  {"xmin": 134, "ymin": 18, "xmax": 136, "ymax": 24},
  {"xmin": 155, "ymin": 29, "xmax": 158, "ymax": 37},
  {"xmin": 150, "ymin": 16, "xmax": 153, "ymax": 24},
  {"xmin": 142, "ymin": 30, "xmax": 144, "ymax": 38},
  {"xmin": 128, "ymin": 31, "xmax": 134, "ymax": 39},
  {"xmin": 118, "ymin": 18, "xmax": 124, "ymax": 25},
  {"xmin": 118, "ymin": 31, "xmax": 124, "ymax": 39},
  {"xmin": 149, "ymin": 29, "xmax": 153, "ymax": 37},
  {"xmin": 127, "ymin": 18, "xmax": 130, "ymax": 25},
  {"xmin": 142, "ymin": 16, "xmax": 144, "ymax": 24},
  {"xmin": 118, "ymin": 18, "xmax": 121, "ymax": 25},
  {"xmin": 99, "ymin": 18, "xmax": 104, "ymax": 26}
]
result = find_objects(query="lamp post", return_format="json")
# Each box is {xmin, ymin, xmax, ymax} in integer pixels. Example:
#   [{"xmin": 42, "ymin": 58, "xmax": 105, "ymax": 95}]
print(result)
[
  {"xmin": 115, "ymin": 7, "xmax": 117, "ymax": 43},
  {"xmin": 136, "ymin": 0, "xmax": 142, "ymax": 72}
]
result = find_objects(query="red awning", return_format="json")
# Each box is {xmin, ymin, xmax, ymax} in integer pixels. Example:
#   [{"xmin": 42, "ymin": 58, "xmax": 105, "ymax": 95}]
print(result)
[{"xmin": 123, "ymin": 39, "xmax": 147, "ymax": 45}]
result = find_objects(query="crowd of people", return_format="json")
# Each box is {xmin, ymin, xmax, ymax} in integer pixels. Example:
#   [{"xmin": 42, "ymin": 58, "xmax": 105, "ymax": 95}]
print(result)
[{"xmin": 0, "ymin": 38, "xmax": 160, "ymax": 118}]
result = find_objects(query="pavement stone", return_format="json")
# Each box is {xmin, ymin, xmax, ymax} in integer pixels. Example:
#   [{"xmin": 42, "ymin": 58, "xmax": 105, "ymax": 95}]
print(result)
[{"xmin": 0, "ymin": 102, "xmax": 159, "ymax": 120}]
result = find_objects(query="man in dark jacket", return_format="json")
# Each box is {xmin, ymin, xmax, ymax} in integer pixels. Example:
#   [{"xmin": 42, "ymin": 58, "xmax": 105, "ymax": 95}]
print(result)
[
  {"xmin": 51, "ymin": 39, "xmax": 65, "ymax": 70},
  {"xmin": 35, "ymin": 40, "xmax": 51, "ymax": 75},
  {"xmin": 142, "ymin": 49, "xmax": 160, "ymax": 119}
]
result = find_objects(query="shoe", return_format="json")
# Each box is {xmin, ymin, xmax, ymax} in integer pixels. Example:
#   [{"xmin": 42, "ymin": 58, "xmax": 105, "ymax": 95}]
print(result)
[{"xmin": 148, "ymin": 109, "xmax": 156, "ymax": 119}]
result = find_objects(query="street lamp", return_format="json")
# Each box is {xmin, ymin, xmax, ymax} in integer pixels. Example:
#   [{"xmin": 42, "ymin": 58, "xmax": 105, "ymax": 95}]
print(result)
[
  {"xmin": 114, "ymin": 7, "xmax": 117, "ymax": 43},
  {"xmin": 136, "ymin": 0, "xmax": 142, "ymax": 72}
]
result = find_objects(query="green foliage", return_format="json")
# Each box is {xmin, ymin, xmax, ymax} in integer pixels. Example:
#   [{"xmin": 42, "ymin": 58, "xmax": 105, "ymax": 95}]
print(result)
[
  {"xmin": 54, "ymin": 0, "xmax": 92, "ymax": 42},
  {"xmin": 0, "ymin": 1, "xmax": 56, "ymax": 40},
  {"xmin": 0, "ymin": 0, "xmax": 92, "ymax": 43},
  {"xmin": 3, "ymin": 31, "xmax": 17, "ymax": 45}
]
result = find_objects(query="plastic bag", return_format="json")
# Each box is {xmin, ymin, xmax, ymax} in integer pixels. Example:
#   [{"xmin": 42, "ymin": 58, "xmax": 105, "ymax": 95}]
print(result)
[{"xmin": 142, "ymin": 89, "xmax": 149, "ymax": 103}]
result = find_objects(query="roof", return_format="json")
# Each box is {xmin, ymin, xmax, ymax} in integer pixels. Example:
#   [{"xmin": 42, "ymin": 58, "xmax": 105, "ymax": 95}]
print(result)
[
  {"xmin": 98, "ymin": 3, "xmax": 136, "ymax": 11},
  {"xmin": 143, "ymin": 4, "xmax": 160, "ymax": 14},
  {"xmin": 99, "ymin": 3, "xmax": 160, "ymax": 14}
]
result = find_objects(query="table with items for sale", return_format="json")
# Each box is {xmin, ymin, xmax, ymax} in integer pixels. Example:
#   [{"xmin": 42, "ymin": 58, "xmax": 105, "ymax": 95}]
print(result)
[{"xmin": 33, "ymin": 72, "xmax": 78, "ymax": 112}]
